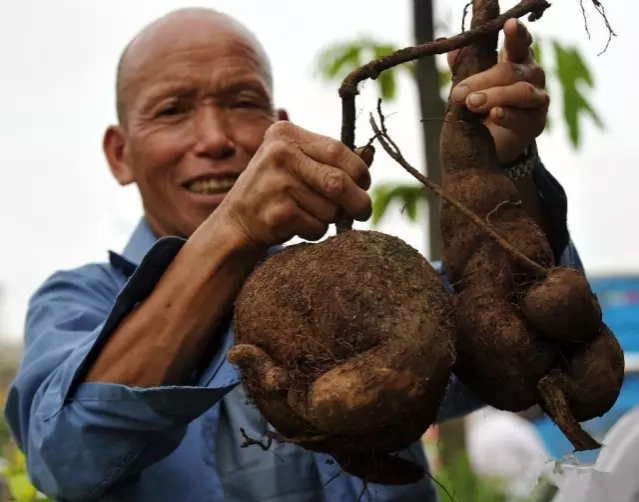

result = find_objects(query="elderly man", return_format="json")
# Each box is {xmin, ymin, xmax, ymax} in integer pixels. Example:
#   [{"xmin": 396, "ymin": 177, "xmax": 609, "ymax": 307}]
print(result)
[{"xmin": 5, "ymin": 7, "xmax": 583, "ymax": 502}]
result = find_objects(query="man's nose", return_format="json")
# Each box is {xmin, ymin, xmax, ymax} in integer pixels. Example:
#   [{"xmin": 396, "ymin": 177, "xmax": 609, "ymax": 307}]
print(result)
[{"xmin": 192, "ymin": 105, "xmax": 235, "ymax": 160}]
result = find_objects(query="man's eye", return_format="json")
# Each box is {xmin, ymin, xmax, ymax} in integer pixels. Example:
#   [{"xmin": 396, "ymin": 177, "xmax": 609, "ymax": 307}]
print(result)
[
  {"xmin": 158, "ymin": 105, "xmax": 181, "ymax": 116},
  {"xmin": 234, "ymin": 100, "xmax": 259, "ymax": 109}
]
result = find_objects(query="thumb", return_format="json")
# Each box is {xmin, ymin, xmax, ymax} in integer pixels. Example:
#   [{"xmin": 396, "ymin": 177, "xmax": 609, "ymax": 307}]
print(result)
[
  {"xmin": 447, "ymin": 49, "xmax": 460, "ymax": 71},
  {"xmin": 354, "ymin": 144, "xmax": 375, "ymax": 168}
]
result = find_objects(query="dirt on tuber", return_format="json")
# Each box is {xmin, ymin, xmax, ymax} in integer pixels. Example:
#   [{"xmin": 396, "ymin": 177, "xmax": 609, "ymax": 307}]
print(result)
[
  {"xmin": 434, "ymin": 0, "xmax": 623, "ymax": 451},
  {"xmin": 227, "ymin": 0, "xmax": 621, "ymax": 488},
  {"xmin": 229, "ymin": 230, "xmax": 456, "ymax": 484}
]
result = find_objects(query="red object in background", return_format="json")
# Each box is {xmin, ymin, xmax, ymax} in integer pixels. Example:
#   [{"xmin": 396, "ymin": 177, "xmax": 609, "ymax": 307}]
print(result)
[{"xmin": 421, "ymin": 425, "xmax": 442, "ymax": 473}]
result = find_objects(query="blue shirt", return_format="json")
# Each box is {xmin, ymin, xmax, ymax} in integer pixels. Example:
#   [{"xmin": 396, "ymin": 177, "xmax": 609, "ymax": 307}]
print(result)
[{"xmin": 5, "ymin": 163, "xmax": 583, "ymax": 502}]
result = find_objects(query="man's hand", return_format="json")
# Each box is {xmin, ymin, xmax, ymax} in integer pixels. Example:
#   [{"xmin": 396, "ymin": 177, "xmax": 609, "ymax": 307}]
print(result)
[
  {"xmin": 218, "ymin": 121, "xmax": 374, "ymax": 248},
  {"xmin": 448, "ymin": 18, "xmax": 549, "ymax": 164}
]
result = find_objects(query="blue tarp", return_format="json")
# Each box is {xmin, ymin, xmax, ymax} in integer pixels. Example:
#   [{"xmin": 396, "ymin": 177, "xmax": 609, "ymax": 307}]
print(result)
[{"xmin": 534, "ymin": 275, "xmax": 639, "ymax": 461}]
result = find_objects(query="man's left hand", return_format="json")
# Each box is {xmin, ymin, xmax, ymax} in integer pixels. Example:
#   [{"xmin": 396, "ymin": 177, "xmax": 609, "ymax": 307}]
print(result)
[{"xmin": 448, "ymin": 18, "xmax": 549, "ymax": 164}]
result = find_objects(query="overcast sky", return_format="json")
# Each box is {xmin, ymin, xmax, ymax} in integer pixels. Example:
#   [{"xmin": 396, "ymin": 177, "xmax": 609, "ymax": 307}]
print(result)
[{"xmin": 0, "ymin": 0, "xmax": 634, "ymax": 340}]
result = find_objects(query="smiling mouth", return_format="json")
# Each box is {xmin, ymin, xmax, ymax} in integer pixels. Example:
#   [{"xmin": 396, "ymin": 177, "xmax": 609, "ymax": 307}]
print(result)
[{"xmin": 185, "ymin": 178, "xmax": 236, "ymax": 195}]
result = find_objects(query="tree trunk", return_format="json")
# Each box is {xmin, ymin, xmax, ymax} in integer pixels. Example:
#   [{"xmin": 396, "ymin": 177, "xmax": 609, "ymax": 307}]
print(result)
[
  {"xmin": 413, "ymin": 0, "xmax": 467, "ymax": 470},
  {"xmin": 412, "ymin": 0, "xmax": 445, "ymax": 262}
]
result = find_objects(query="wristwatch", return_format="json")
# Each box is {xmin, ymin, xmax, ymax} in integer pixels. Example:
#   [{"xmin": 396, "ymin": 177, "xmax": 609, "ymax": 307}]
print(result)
[{"xmin": 501, "ymin": 141, "xmax": 538, "ymax": 180}]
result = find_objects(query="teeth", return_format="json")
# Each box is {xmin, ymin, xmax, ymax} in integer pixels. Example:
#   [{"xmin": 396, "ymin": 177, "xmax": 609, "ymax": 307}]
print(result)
[{"xmin": 187, "ymin": 178, "xmax": 235, "ymax": 194}]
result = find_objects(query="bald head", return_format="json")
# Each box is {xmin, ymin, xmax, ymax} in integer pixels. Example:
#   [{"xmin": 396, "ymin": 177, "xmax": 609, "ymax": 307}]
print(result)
[{"xmin": 115, "ymin": 8, "xmax": 273, "ymax": 125}]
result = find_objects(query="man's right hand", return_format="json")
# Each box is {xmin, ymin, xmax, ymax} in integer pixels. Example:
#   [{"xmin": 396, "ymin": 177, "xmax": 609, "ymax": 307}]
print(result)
[{"xmin": 218, "ymin": 121, "xmax": 374, "ymax": 248}]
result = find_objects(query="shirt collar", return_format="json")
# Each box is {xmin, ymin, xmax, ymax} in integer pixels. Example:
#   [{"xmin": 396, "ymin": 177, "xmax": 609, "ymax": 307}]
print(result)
[
  {"xmin": 121, "ymin": 218, "xmax": 160, "ymax": 266},
  {"xmin": 108, "ymin": 218, "xmax": 160, "ymax": 277}
]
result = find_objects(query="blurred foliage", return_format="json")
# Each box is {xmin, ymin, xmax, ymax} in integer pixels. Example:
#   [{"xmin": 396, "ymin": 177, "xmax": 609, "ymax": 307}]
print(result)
[
  {"xmin": 428, "ymin": 449, "xmax": 552, "ymax": 502},
  {"xmin": 371, "ymin": 183, "xmax": 425, "ymax": 225},
  {"xmin": 433, "ymin": 453, "xmax": 510, "ymax": 502},
  {"xmin": 550, "ymin": 41, "xmax": 603, "ymax": 147},
  {"xmin": 1, "ymin": 449, "xmax": 53, "ymax": 502},
  {"xmin": 315, "ymin": 36, "xmax": 603, "ymax": 226}
]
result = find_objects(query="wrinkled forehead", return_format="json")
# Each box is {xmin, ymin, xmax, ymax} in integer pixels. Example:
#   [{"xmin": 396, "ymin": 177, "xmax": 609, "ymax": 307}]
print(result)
[{"xmin": 121, "ymin": 16, "xmax": 272, "ymax": 98}]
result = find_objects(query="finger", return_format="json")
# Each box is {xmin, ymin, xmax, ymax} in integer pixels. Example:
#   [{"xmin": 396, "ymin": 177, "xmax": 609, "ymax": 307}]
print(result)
[
  {"xmin": 309, "ymin": 140, "xmax": 372, "ymax": 190},
  {"xmin": 447, "ymin": 49, "xmax": 460, "ymax": 70},
  {"xmin": 465, "ymin": 82, "xmax": 549, "ymax": 114},
  {"xmin": 490, "ymin": 107, "xmax": 548, "ymax": 139},
  {"xmin": 266, "ymin": 121, "xmax": 371, "ymax": 190},
  {"xmin": 503, "ymin": 19, "xmax": 534, "ymax": 63},
  {"xmin": 354, "ymin": 144, "xmax": 375, "ymax": 168},
  {"xmin": 289, "ymin": 151, "xmax": 372, "ymax": 222},
  {"xmin": 289, "ymin": 185, "xmax": 340, "ymax": 224},
  {"xmin": 294, "ymin": 207, "xmax": 331, "ymax": 242},
  {"xmin": 451, "ymin": 60, "xmax": 545, "ymax": 105}
]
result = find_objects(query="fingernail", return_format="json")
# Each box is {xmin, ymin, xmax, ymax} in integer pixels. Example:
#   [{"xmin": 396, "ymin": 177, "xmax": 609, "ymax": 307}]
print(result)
[
  {"xmin": 494, "ymin": 107, "xmax": 505, "ymax": 120},
  {"xmin": 468, "ymin": 92, "xmax": 487, "ymax": 107},
  {"xmin": 451, "ymin": 84, "xmax": 471, "ymax": 103}
]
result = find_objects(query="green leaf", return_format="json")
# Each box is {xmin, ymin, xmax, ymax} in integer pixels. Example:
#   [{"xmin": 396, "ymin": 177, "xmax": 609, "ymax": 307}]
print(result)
[
  {"xmin": 372, "ymin": 43, "xmax": 397, "ymax": 59},
  {"xmin": 8, "ymin": 473, "xmax": 38, "ymax": 501},
  {"xmin": 533, "ymin": 40, "xmax": 543, "ymax": 64},
  {"xmin": 313, "ymin": 38, "xmax": 413, "ymax": 102},
  {"xmin": 377, "ymin": 71, "xmax": 397, "ymax": 100},
  {"xmin": 553, "ymin": 41, "xmax": 604, "ymax": 147},
  {"xmin": 371, "ymin": 183, "xmax": 425, "ymax": 226},
  {"xmin": 314, "ymin": 42, "xmax": 363, "ymax": 81},
  {"xmin": 439, "ymin": 69, "xmax": 452, "ymax": 89},
  {"xmin": 371, "ymin": 184, "xmax": 393, "ymax": 225}
]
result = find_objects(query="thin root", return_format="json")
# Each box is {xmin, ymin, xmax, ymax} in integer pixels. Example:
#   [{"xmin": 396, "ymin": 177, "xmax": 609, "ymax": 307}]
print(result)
[
  {"xmin": 239, "ymin": 427, "xmax": 330, "ymax": 451},
  {"xmin": 461, "ymin": 1, "xmax": 473, "ymax": 32},
  {"xmin": 579, "ymin": 0, "xmax": 616, "ymax": 55},
  {"xmin": 486, "ymin": 200, "xmax": 523, "ymax": 224},
  {"xmin": 537, "ymin": 376, "xmax": 601, "ymax": 451}
]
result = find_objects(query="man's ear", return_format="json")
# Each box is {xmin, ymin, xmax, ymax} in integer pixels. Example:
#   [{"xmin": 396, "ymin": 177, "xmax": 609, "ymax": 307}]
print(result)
[
  {"xmin": 276, "ymin": 108, "xmax": 289, "ymax": 122},
  {"xmin": 103, "ymin": 125, "xmax": 135, "ymax": 186}
]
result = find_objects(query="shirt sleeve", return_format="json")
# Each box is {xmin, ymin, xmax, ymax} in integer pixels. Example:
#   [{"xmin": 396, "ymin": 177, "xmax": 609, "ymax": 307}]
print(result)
[
  {"xmin": 3, "ymin": 236, "xmax": 240, "ymax": 502},
  {"xmin": 435, "ymin": 158, "xmax": 585, "ymax": 422}
]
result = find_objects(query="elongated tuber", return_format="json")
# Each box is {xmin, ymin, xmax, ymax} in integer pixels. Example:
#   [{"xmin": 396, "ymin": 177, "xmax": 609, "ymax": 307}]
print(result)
[{"xmin": 372, "ymin": 0, "xmax": 623, "ymax": 452}]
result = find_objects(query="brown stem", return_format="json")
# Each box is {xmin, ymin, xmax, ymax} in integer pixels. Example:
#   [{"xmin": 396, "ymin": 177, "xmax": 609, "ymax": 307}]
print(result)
[
  {"xmin": 369, "ymin": 108, "xmax": 547, "ymax": 278},
  {"xmin": 334, "ymin": 0, "xmax": 550, "ymax": 234},
  {"xmin": 537, "ymin": 376, "xmax": 601, "ymax": 451}
]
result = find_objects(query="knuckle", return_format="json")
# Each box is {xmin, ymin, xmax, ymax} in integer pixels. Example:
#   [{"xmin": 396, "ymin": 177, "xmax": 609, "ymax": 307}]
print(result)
[
  {"xmin": 322, "ymin": 171, "xmax": 346, "ymax": 198},
  {"xmin": 265, "ymin": 201, "xmax": 295, "ymax": 227},
  {"xmin": 517, "ymin": 81, "xmax": 537, "ymax": 103},
  {"xmin": 264, "ymin": 139, "xmax": 291, "ymax": 163},
  {"xmin": 326, "ymin": 140, "xmax": 351, "ymax": 166},
  {"xmin": 265, "ymin": 120, "xmax": 296, "ymax": 139},
  {"xmin": 531, "ymin": 64, "xmax": 546, "ymax": 88},
  {"xmin": 497, "ymin": 61, "xmax": 518, "ymax": 79}
]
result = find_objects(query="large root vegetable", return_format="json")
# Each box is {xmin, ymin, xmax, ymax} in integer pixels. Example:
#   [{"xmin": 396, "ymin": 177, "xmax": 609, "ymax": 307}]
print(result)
[
  {"xmin": 369, "ymin": 0, "xmax": 622, "ymax": 452},
  {"xmin": 228, "ymin": 0, "xmax": 620, "ymax": 488},
  {"xmin": 230, "ymin": 230, "xmax": 456, "ymax": 485}
]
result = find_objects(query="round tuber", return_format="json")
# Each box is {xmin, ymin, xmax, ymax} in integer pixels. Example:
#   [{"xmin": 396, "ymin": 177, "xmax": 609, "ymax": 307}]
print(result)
[{"xmin": 230, "ymin": 230, "xmax": 456, "ymax": 484}]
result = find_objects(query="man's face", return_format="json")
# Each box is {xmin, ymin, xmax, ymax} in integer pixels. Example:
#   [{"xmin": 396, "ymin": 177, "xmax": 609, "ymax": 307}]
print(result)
[{"xmin": 108, "ymin": 18, "xmax": 277, "ymax": 238}]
